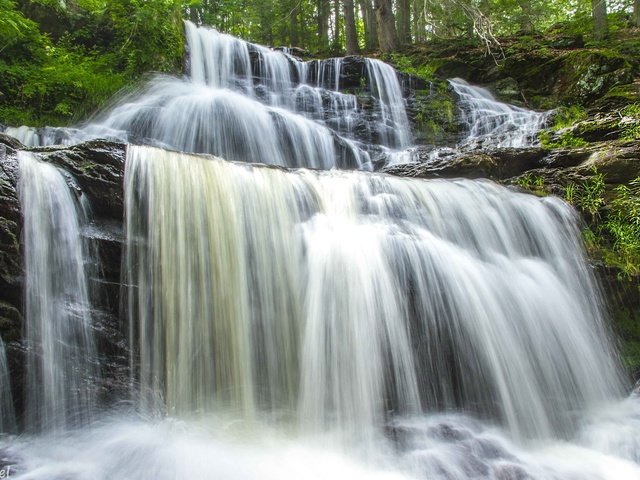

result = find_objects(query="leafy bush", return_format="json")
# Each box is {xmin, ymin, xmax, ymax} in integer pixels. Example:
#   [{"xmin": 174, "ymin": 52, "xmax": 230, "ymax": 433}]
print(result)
[
  {"xmin": 620, "ymin": 103, "xmax": 640, "ymax": 141},
  {"xmin": 0, "ymin": 0, "xmax": 184, "ymax": 127}
]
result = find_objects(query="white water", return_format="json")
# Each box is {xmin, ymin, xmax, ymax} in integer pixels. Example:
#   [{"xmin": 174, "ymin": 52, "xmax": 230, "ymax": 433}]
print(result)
[
  {"xmin": 387, "ymin": 79, "xmax": 550, "ymax": 168},
  {"xmin": 450, "ymin": 78, "xmax": 548, "ymax": 149},
  {"xmin": 366, "ymin": 59, "xmax": 412, "ymax": 148},
  {"xmin": 0, "ymin": 336, "xmax": 15, "ymax": 434},
  {"xmin": 17, "ymin": 151, "xmax": 98, "ymax": 432},
  {"xmin": 2, "ymin": 145, "xmax": 638, "ymax": 479},
  {"xmin": 1, "ymin": 21, "xmax": 638, "ymax": 480},
  {"xmin": 2, "ymin": 22, "xmax": 417, "ymax": 169},
  {"xmin": 124, "ymin": 145, "xmax": 623, "ymax": 442}
]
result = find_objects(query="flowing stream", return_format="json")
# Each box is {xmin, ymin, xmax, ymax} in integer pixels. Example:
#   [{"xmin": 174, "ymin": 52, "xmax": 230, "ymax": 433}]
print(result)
[{"xmin": 0, "ymin": 22, "xmax": 639, "ymax": 480}]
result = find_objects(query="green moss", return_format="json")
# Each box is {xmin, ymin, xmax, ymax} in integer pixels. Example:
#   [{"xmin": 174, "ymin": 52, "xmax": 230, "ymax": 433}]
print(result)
[
  {"xmin": 602, "ymin": 84, "xmax": 640, "ymax": 103},
  {"xmin": 538, "ymin": 129, "xmax": 588, "ymax": 148},
  {"xmin": 389, "ymin": 53, "xmax": 442, "ymax": 82},
  {"xmin": 412, "ymin": 81, "xmax": 458, "ymax": 145},
  {"xmin": 552, "ymin": 105, "xmax": 587, "ymax": 129}
]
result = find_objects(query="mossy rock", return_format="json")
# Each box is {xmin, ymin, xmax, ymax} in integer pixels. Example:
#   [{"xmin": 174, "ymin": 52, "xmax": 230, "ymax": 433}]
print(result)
[
  {"xmin": 597, "ymin": 267, "xmax": 640, "ymax": 379},
  {"xmin": 595, "ymin": 83, "xmax": 640, "ymax": 111},
  {"xmin": 409, "ymin": 81, "xmax": 460, "ymax": 146},
  {"xmin": 554, "ymin": 50, "xmax": 634, "ymax": 104}
]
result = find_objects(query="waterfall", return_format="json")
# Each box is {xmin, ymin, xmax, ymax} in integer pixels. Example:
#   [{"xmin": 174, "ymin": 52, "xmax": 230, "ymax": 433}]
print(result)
[
  {"xmin": 1, "ymin": 21, "xmax": 639, "ymax": 480},
  {"xmin": 450, "ymin": 78, "xmax": 548, "ymax": 148},
  {"xmin": 366, "ymin": 59, "xmax": 412, "ymax": 149},
  {"xmin": 124, "ymin": 145, "xmax": 623, "ymax": 442},
  {"xmin": 0, "ymin": 336, "xmax": 16, "ymax": 434},
  {"xmin": 3, "ymin": 22, "xmax": 415, "ymax": 171},
  {"xmin": 18, "ymin": 151, "xmax": 98, "ymax": 432}
]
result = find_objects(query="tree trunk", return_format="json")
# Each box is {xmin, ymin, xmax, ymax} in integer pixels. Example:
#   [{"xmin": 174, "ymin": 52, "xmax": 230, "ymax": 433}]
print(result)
[
  {"xmin": 343, "ymin": 0, "xmax": 360, "ymax": 54},
  {"xmin": 333, "ymin": 0, "xmax": 341, "ymax": 50},
  {"xmin": 360, "ymin": 0, "xmax": 378, "ymax": 50},
  {"xmin": 317, "ymin": 0, "xmax": 330, "ymax": 49},
  {"xmin": 634, "ymin": 0, "xmax": 640, "ymax": 27},
  {"xmin": 591, "ymin": 0, "xmax": 608, "ymax": 40},
  {"xmin": 518, "ymin": 0, "xmax": 534, "ymax": 33},
  {"xmin": 411, "ymin": 0, "xmax": 421, "ymax": 42},
  {"xmin": 290, "ymin": 0, "xmax": 300, "ymax": 46},
  {"xmin": 374, "ymin": 0, "xmax": 397, "ymax": 53},
  {"xmin": 396, "ymin": 0, "xmax": 411, "ymax": 45}
]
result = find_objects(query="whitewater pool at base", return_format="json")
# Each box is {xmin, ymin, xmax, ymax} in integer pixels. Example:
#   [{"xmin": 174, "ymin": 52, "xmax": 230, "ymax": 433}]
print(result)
[{"xmin": 3, "ymin": 398, "xmax": 640, "ymax": 480}]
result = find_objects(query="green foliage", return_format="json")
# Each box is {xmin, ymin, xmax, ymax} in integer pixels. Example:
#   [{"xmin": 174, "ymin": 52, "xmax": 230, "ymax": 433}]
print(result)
[
  {"xmin": 565, "ymin": 170, "xmax": 640, "ymax": 278},
  {"xmin": 0, "ymin": 0, "xmax": 184, "ymax": 127},
  {"xmin": 552, "ymin": 105, "xmax": 587, "ymax": 129},
  {"xmin": 538, "ymin": 130, "xmax": 589, "ymax": 148},
  {"xmin": 106, "ymin": 0, "xmax": 184, "ymax": 75},
  {"xmin": 516, "ymin": 173, "xmax": 547, "ymax": 195},
  {"xmin": 579, "ymin": 169, "xmax": 606, "ymax": 222},
  {"xmin": 605, "ymin": 179, "xmax": 640, "ymax": 275},
  {"xmin": 389, "ymin": 54, "xmax": 437, "ymax": 81},
  {"xmin": 620, "ymin": 103, "xmax": 640, "ymax": 141}
]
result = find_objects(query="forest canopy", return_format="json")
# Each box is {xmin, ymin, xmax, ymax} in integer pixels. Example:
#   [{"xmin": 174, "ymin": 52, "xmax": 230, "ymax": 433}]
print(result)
[{"xmin": 0, "ymin": 0, "xmax": 638, "ymax": 126}]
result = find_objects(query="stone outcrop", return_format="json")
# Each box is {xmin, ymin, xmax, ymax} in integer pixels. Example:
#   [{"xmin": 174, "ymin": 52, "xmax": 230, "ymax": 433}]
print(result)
[{"xmin": 381, "ymin": 141, "xmax": 639, "ymax": 190}]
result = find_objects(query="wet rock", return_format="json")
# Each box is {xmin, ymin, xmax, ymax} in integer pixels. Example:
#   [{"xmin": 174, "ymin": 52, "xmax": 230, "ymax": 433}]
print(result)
[
  {"xmin": 0, "ymin": 302, "xmax": 21, "ymax": 344},
  {"xmin": 39, "ymin": 140, "xmax": 126, "ymax": 220},
  {"xmin": 572, "ymin": 141, "xmax": 640, "ymax": 184},
  {"xmin": 553, "ymin": 51, "xmax": 635, "ymax": 104},
  {"xmin": 490, "ymin": 77, "xmax": 523, "ymax": 105},
  {"xmin": 489, "ymin": 147, "xmax": 548, "ymax": 177},
  {"xmin": 383, "ymin": 151, "xmax": 497, "ymax": 179},
  {"xmin": 383, "ymin": 147, "xmax": 549, "ymax": 180},
  {"xmin": 0, "ymin": 134, "xmax": 25, "ymax": 151},
  {"xmin": 430, "ymin": 422, "xmax": 473, "ymax": 441},
  {"xmin": 339, "ymin": 55, "xmax": 366, "ymax": 90},
  {"xmin": 0, "ymin": 144, "xmax": 22, "ymax": 318}
]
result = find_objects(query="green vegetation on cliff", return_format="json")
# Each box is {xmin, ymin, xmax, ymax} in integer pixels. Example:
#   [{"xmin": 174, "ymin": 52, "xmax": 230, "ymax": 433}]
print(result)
[{"xmin": 0, "ymin": 0, "xmax": 184, "ymax": 127}]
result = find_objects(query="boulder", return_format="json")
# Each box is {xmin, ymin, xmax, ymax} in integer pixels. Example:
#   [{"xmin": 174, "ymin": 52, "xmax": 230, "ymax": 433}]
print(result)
[{"xmin": 382, "ymin": 146, "xmax": 549, "ymax": 180}]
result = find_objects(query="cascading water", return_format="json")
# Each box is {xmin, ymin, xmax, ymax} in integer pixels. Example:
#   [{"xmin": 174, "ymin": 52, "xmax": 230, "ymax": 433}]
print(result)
[
  {"xmin": 3, "ymin": 22, "xmax": 417, "ymax": 170},
  {"xmin": 3, "ymin": 145, "xmax": 638, "ymax": 479},
  {"xmin": 449, "ymin": 78, "xmax": 548, "ymax": 148},
  {"xmin": 124, "ymin": 145, "xmax": 623, "ymax": 443},
  {"xmin": 366, "ymin": 59, "xmax": 412, "ymax": 149},
  {"xmin": 0, "ymin": 336, "xmax": 16, "ymax": 434},
  {"xmin": 392, "ymin": 78, "xmax": 550, "ymax": 167},
  {"xmin": 1, "ymin": 19, "xmax": 639, "ymax": 480},
  {"xmin": 17, "ymin": 151, "xmax": 98, "ymax": 432}
]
